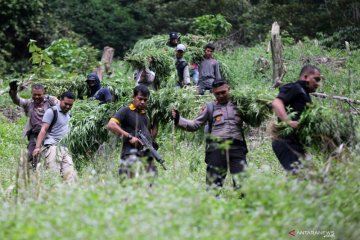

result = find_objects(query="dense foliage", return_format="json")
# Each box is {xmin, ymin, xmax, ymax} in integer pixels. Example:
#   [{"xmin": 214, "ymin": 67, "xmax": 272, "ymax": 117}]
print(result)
[
  {"xmin": 1, "ymin": 0, "xmax": 359, "ymax": 74},
  {"xmin": 1, "ymin": 7, "xmax": 360, "ymax": 239}
]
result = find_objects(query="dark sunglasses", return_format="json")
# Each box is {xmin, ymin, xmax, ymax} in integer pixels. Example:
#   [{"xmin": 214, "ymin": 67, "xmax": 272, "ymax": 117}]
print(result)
[{"xmin": 314, "ymin": 77, "xmax": 321, "ymax": 82}]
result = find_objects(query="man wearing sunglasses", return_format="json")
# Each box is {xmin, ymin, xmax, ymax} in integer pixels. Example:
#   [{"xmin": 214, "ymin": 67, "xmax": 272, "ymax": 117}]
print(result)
[
  {"xmin": 272, "ymin": 65, "xmax": 322, "ymax": 173},
  {"xmin": 172, "ymin": 79, "xmax": 247, "ymax": 191}
]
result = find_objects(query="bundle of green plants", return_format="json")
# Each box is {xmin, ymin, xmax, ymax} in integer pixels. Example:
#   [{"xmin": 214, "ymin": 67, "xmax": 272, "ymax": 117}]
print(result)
[
  {"xmin": 149, "ymin": 86, "xmax": 274, "ymax": 128},
  {"xmin": 38, "ymin": 76, "xmax": 87, "ymax": 99},
  {"xmin": 148, "ymin": 87, "xmax": 212, "ymax": 124},
  {"xmin": 231, "ymin": 87, "xmax": 276, "ymax": 127},
  {"xmin": 124, "ymin": 34, "xmax": 223, "ymax": 88},
  {"xmin": 124, "ymin": 48, "xmax": 175, "ymax": 87},
  {"xmin": 63, "ymin": 99, "xmax": 129, "ymax": 159},
  {"xmin": 102, "ymin": 76, "xmax": 136, "ymax": 100},
  {"xmin": 277, "ymin": 103, "xmax": 359, "ymax": 152},
  {"xmin": 130, "ymin": 34, "xmax": 213, "ymax": 55}
]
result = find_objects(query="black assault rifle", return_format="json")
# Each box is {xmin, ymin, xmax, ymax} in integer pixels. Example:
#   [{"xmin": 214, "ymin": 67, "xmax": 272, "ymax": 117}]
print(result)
[{"xmin": 137, "ymin": 130, "xmax": 167, "ymax": 170}]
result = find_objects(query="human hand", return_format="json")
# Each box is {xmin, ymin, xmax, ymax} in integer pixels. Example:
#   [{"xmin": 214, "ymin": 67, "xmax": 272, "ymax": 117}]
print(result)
[
  {"xmin": 171, "ymin": 108, "xmax": 180, "ymax": 124},
  {"xmin": 288, "ymin": 120, "xmax": 299, "ymax": 129},
  {"xmin": 9, "ymin": 80, "xmax": 18, "ymax": 91},
  {"xmin": 32, "ymin": 147, "xmax": 41, "ymax": 158},
  {"xmin": 129, "ymin": 136, "xmax": 142, "ymax": 147}
]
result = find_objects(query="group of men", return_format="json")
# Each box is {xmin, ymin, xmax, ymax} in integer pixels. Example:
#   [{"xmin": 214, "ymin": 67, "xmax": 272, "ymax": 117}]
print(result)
[
  {"xmin": 9, "ymin": 35, "xmax": 323, "ymax": 188},
  {"xmin": 136, "ymin": 32, "xmax": 222, "ymax": 95},
  {"xmin": 8, "ymin": 74, "xmax": 112, "ymax": 182},
  {"xmin": 173, "ymin": 35, "xmax": 222, "ymax": 95}
]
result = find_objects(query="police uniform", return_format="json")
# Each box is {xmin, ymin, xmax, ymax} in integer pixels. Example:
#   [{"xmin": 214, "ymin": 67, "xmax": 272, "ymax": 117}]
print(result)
[
  {"xmin": 272, "ymin": 80, "xmax": 312, "ymax": 171},
  {"xmin": 177, "ymin": 100, "xmax": 247, "ymax": 187},
  {"xmin": 9, "ymin": 91, "xmax": 58, "ymax": 166}
]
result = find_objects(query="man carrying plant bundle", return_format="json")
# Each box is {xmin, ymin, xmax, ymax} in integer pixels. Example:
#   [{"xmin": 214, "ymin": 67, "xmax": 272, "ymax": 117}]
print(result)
[
  {"xmin": 32, "ymin": 91, "xmax": 77, "ymax": 183},
  {"xmin": 272, "ymin": 65, "xmax": 322, "ymax": 173},
  {"xmin": 168, "ymin": 31, "xmax": 179, "ymax": 47},
  {"xmin": 171, "ymin": 79, "xmax": 247, "ymax": 191},
  {"xmin": 9, "ymin": 82, "xmax": 58, "ymax": 168},
  {"xmin": 198, "ymin": 43, "xmax": 222, "ymax": 95},
  {"xmin": 107, "ymin": 85, "xmax": 158, "ymax": 177},
  {"xmin": 85, "ymin": 73, "xmax": 112, "ymax": 104},
  {"xmin": 175, "ymin": 44, "xmax": 191, "ymax": 88}
]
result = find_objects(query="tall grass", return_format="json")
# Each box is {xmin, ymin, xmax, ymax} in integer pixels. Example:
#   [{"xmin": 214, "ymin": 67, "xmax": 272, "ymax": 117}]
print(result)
[{"xmin": 0, "ymin": 41, "xmax": 359, "ymax": 239}]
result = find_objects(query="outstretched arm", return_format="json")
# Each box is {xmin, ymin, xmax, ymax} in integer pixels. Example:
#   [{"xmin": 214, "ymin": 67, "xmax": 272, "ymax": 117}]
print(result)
[{"xmin": 172, "ymin": 105, "xmax": 209, "ymax": 132}]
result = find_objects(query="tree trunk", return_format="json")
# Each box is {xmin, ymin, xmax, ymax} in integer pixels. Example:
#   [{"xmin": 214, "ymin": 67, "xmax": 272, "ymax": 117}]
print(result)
[
  {"xmin": 93, "ymin": 46, "xmax": 115, "ymax": 81},
  {"xmin": 101, "ymin": 46, "xmax": 115, "ymax": 75},
  {"xmin": 270, "ymin": 22, "xmax": 285, "ymax": 88}
]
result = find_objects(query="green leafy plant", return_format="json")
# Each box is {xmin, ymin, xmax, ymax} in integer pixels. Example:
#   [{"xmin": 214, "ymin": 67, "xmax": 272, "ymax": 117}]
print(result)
[{"xmin": 191, "ymin": 14, "xmax": 232, "ymax": 38}]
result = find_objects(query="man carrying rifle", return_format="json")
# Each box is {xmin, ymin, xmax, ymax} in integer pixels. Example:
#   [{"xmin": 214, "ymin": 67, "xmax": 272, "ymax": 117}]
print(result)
[{"xmin": 107, "ymin": 85, "xmax": 159, "ymax": 175}]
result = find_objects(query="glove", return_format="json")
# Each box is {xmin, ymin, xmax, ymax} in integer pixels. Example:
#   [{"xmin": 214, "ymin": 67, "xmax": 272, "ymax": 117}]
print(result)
[
  {"xmin": 9, "ymin": 80, "xmax": 18, "ymax": 91},
  {"xmin": 171, "ymin": 109, "xmax": 180, "ymax": 125}
]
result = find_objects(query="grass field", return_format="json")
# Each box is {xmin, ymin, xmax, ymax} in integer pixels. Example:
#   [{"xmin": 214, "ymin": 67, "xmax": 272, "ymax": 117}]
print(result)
[{"xmin": 0, "ymin": 42, "xmax": 359, "ymax": 240}]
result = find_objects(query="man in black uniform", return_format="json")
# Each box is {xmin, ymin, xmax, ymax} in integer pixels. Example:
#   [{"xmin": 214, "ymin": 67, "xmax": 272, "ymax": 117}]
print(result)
[
  {"xmin": 172, "ymin": 79, "xmax": 247, "ymax": 189},
  {"xmin": 272, "ymin": 65, "xmax": 322, "ymax": 173},
  {"xmin": 107, "ymin": 85, "xmax": 157, "ymax": 175}
]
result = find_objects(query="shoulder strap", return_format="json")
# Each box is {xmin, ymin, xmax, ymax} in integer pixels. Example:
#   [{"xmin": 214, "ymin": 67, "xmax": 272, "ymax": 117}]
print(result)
[
  {"xmin": 206, "ymin": 102, "xmax": 214, "ymax": 134},
  {"xmin": 48, "ymin": 106, "xmax": 58, "ymax": 133},
  {"xmin": 93, "ymin": 87, "xmax": 103, "ymax": 98}
]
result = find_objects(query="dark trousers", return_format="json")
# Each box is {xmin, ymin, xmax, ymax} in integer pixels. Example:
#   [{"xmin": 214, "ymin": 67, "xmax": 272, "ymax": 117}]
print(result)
[
  {"xmin": 272, "ymin": 137, "xmax": 305, "ymax": 172},
  {"xmin": 27, "ymin": 133, "xmax": 38, "ymax": 167},
  {"xmin": 198, "ymin": 79, "xmax": 214, "ymax": 95},
  {"xmin": 205, "ymin": 139, "xmax": 247, "ymax": 188}
]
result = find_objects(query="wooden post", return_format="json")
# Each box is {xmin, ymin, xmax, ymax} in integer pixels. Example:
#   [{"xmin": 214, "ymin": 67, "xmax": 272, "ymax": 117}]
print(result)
[
  {"xmin": 270, "ymin": 22, "xmax": 285, "ymax": 88},
  {"xmin": 93, "ymin": 46, "xmax": 115, "ymax": 81},
  {"xmin": 94, "ymin": 66, "xmax": 103, "ymax": 81},
  {"xmin": 345, "ymin": 41, "xmax": 350, "ymax": 53},
  {"xmin": 101, "ymin": 46, "xmax": 115, "ymax": 75}
]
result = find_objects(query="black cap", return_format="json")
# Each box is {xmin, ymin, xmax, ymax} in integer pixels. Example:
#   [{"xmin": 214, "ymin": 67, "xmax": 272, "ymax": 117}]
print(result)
[
  {"xmin": 204, "ymin": 43, "xmax": 215, "ymax": 51},
  {"xmin": 86, "ymin": 73, "xmax": 98, "ymax": 81},
  {"xmin": 169, "ymin": 32, "xmax": 178, "ymax": 39},
  {"xmin": 212, "ymin": 79, "xmax": 227, "ymax": 88}
]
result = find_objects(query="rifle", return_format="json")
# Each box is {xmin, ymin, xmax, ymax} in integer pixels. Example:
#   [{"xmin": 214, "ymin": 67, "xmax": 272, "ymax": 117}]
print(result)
[{"xmin": 137, "ymin": 130, "xmax": 167, "ymax": 170}]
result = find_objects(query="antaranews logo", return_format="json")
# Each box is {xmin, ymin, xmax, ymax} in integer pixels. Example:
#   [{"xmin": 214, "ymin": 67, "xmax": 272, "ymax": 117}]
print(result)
[
  {"xmin": 288, "ymin": 229, "xmax": 335, "ymax": 238},
  {"xmin": 288, "ymin": 229, "xmax": 296, "ymax": 237}
]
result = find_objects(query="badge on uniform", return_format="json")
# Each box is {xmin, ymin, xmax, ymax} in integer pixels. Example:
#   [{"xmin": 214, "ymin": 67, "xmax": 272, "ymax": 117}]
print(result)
[{"xmin": 215, "ymin": 115, "xmax": 222, "ymax": 122}]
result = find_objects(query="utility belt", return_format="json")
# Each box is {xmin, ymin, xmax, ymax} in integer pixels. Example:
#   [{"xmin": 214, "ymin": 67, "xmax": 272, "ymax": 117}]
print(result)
[
  {"xmin": 199, "ymin": 76, "xmax": 214, "ymax": 82},
  {"xmin": 205, "ymin": 137, "xmax": 248, "ymax": 153}
]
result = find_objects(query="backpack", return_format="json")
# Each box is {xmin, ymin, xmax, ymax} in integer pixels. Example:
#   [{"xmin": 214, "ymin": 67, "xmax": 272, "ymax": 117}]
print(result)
[
  {"xmin": 48, "ymin": 106, "xmax": 58, "ymax": 133},
  {"xmin": 176, "ymin": 60, "xmax": 188, "ymax": 82}
]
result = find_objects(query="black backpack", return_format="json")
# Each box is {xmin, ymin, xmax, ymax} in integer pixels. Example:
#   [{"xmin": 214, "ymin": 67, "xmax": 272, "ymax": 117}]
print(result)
[{"xmin": 48, "ymin": 106, "xmax": 58, "ymax": 133}]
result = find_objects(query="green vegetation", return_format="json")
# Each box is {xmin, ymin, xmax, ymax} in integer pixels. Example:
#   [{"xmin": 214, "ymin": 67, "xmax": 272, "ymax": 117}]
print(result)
[
  {"xmin": 1, "ymin": 0, "xmax": 359, "ymax": 74},
  {"xmin": 1, "ymin": 5, "xmax": 360, "ymax": 238}
]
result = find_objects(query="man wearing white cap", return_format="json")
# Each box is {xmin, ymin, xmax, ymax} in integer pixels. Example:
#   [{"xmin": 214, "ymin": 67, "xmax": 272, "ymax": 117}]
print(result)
[{"xmin": 175, "ymin": 44, "xmax": 190, "ymax": 88}]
